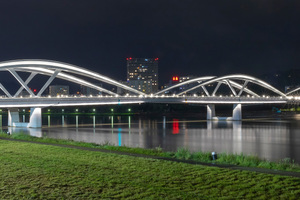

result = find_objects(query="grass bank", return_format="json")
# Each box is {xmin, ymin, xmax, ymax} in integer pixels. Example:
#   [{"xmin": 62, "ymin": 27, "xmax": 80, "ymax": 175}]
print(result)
[
  {"xmin": 0, "ymin": 139, "xmax": 300, "ymax": 199},
  {"xmin": 1, "ymin": 132, "xmax": 300, "ymax": 173}
]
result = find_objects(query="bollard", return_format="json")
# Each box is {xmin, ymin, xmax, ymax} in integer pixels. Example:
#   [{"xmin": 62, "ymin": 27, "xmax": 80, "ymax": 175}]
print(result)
[{"xmin": 211, "ymin": 152, "xmax": 217, "ymax": 160}]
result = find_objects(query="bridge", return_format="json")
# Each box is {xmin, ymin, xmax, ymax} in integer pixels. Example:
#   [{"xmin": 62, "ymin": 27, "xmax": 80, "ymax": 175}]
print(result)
[{"xmin": 0, "ymin": 59, "xmax": 299, "ymax": 128}]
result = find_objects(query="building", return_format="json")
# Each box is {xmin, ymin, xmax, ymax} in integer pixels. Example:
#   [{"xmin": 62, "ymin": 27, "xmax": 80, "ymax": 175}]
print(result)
[
  {"xmin": 49, "ymin": 85, "xmax": 69, "ymax": 96},
  {"xmin": 127, "ymin": 58, "xmax": 158, "ymax": 94}
]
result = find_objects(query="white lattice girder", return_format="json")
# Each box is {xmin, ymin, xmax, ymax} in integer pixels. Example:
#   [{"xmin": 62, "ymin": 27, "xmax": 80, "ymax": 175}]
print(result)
[
  {"xmin": 177, "ymin": 74, "xmax": 286, "ymax": 97},
  {"xmin": 0, "ymin": 59, "xmax": 145, "ymax": 96}
]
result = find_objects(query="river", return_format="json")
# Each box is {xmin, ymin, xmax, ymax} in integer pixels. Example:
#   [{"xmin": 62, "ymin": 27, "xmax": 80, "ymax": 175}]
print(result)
[{"xmin": 1, "ymin": 113, "xmax": 300, "ymax": 163}]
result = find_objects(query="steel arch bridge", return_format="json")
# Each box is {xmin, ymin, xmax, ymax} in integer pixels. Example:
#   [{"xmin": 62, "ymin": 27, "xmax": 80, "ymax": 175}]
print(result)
[{"xmin": 0, "ymin": 59, "xmax": 298, "ymax": 127}]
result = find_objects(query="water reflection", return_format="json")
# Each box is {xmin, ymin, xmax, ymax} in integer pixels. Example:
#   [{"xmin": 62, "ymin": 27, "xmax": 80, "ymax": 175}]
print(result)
[{"xmin": 1, "ymin": 113, "xmax": 300, "ymax": 163}]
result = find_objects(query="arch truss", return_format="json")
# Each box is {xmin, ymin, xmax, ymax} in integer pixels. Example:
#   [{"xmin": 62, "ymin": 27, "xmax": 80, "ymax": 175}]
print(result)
[
  {"xmin": 0, "ymin": 59, "xmax": 145, "ymax": 98},
  {"xmin": 155, "ymin": 74, "xmax": 286, "ymax": 97}
]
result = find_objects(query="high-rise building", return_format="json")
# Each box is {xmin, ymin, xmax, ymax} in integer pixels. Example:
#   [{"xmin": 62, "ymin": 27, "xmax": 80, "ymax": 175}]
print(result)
[{"xmin": 127, "ymin": 58, "xmax": 158, "ymax": 94}]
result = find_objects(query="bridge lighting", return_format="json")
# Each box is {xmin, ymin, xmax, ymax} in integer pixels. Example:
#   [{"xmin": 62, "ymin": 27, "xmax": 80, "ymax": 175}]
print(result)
[
  {"xmin": 48, "ymin": 109, "xmax": 50, "ymax": 112},
  {"xmin": 220, "ymin": 95, "xmax": 222, "ymax": 97},
  {"xmin": 111, "ymin": 109, "xmax": 114, "ymax": 112},
  {"xmin": 128, "ymin": 108, "xmax": 131, "ymax": 112},
  {"xmin": 263, "ymin": 95, "xmax": 265, "ymax": 98},
  {"xmin": 76, "ymin": 109, "xmax": 79, "ymax": 112},
  {"xmin": 194, "ymin": 94, "xmax": 197, "ymax": 97},
  {"xmin": 93, "ymin": 109, "xmax": 96, "ymax": 112},
  {"xmin": 202, "ymin": 95, "xmax": 204, "ymax": 97}
]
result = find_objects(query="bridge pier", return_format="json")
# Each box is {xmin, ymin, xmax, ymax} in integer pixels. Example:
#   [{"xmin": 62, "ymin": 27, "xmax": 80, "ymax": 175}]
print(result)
[
  {"xmin": 8, "ymin": 108, "xmax": 20, "ymax": 127},
  {"xmin": 8, "ymin": 107, "xmax": 42, "ymax": 128},
  {"xmin": 206, "ymin": 104, "xmax": 216, "ymax": 120},
  {"xmin": 232, "ymin": 104, "xmax": 242, "ymax": 121},
  {"xmin": 29, "ymin": 108, "xmax": 42, "ymax": 128},
  {"xmin": 207, "ymin": 104, "xmax": 242, "ymax": 121}
]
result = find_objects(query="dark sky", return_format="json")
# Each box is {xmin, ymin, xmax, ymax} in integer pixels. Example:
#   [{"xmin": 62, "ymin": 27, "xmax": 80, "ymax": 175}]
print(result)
[{"xmin": 0, "ymin": 0, "xmax": 299, "ymax": 85}]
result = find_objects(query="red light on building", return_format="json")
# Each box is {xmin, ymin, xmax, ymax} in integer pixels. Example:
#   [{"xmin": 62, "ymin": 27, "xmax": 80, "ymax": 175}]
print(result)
[
  {"xmin": 33, "ymin": 89, "xmax": 37, "ymax": 92},
  {"xmin": 155, "ymin": 58, "xmax": 159, "ymax": 61},
  {"xmin": 126, "ymin": 57, "xmax": 133, "ymax": 60},
  {"xmin": 172, "ymin": 76, "xmax": 179, "ymax": 81}
]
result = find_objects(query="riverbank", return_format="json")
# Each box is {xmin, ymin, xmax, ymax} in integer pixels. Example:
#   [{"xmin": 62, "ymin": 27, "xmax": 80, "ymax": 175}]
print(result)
[
  {"xmin": 0, "ymin": 138, "xmax": 300, "ymax": 199},
  {"xmin": 1, "ymin": 132, "xmax": 300, "ymax": 173}
]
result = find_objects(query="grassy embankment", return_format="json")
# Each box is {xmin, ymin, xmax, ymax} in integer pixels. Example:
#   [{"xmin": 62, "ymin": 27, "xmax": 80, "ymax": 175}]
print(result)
[
  {"xmin": 1, "ymin": 132, "xmax": 300, "ymax": 173},
  {"xmin": 0, "ymin": 139, "xmax": 300, "ymax": 199}
]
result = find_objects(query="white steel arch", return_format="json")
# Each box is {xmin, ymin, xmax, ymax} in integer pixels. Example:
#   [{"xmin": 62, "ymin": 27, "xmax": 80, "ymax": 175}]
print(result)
[
  {"xmin": 177, "ymin": 74, "xmax": 286, "ymax": 97},
  {"xmin": 0, "ymin": 59, "xmax": 145, "ymax": 97},
  {"xmin": 155, "ymin": 76, "xmax": 215, "ymax": 95}
]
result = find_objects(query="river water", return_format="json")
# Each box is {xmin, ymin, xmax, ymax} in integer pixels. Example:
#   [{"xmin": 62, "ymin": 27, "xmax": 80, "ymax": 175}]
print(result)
[{"xmin": 1, "ymin": 114, "xmax": 300, "ymax": 163}]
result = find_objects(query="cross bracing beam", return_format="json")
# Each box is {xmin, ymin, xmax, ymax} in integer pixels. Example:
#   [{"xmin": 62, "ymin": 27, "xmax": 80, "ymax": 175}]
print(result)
[
  {"xmin": 37, "ymin": 69, "xmax": 61, "ymax": 97},
  {"xmin": 8, "ymin": 69, "xmax": 35, "ymax": 97},
  {"xmin": 0, "ymin": 60, "xmax": 145, "ymax": 96},
  {"xmin": 178, "ymin": 80, "xmax": 259, "ymax": 97},
  {"xmin": 212, "ymin": 82, "xmax": 222, "ymax": 96},
  {"xmin": 225, "ymin": 79, "xmax": 237, "ymax": 96},
  {"xmin": 0, "ymin": 83, "xmax": 12, "ymax": 98},
  {"xmin": 237, "ymin": 80, "xmax": 249, "ymax": 97},
  {"xmin": 14, "ymin": 72, "xmax": 37, "ymax": 97},
  {"xmin": 201, "ymin": 85, "xmax": 210, "ymax": 96}
]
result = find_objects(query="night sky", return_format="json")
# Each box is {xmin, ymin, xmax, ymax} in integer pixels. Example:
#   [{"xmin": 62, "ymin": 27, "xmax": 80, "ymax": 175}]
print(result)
[{"xmin": 0, "ymin": 0, "xmax": 299, "ymax": 86}]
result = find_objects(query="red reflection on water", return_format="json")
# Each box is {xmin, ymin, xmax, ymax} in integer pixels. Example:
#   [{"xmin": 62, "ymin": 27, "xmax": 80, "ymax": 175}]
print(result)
[{"xmin": 172, "ymin": 119, "xmax": 179, "ymax": 134}]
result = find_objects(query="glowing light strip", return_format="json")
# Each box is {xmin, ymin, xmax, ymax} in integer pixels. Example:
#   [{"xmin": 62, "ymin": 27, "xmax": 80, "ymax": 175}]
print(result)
[
  {"xmin": 0, "ymin": 59, "xmax": 145, "ymax": 95},
  {"xmin": 0, "ymin": 101, "xmax": 145, "ymax": 108},
  {"xmin": 185, "ymin": 100, "xmax": 287, "ymax": 104}
]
